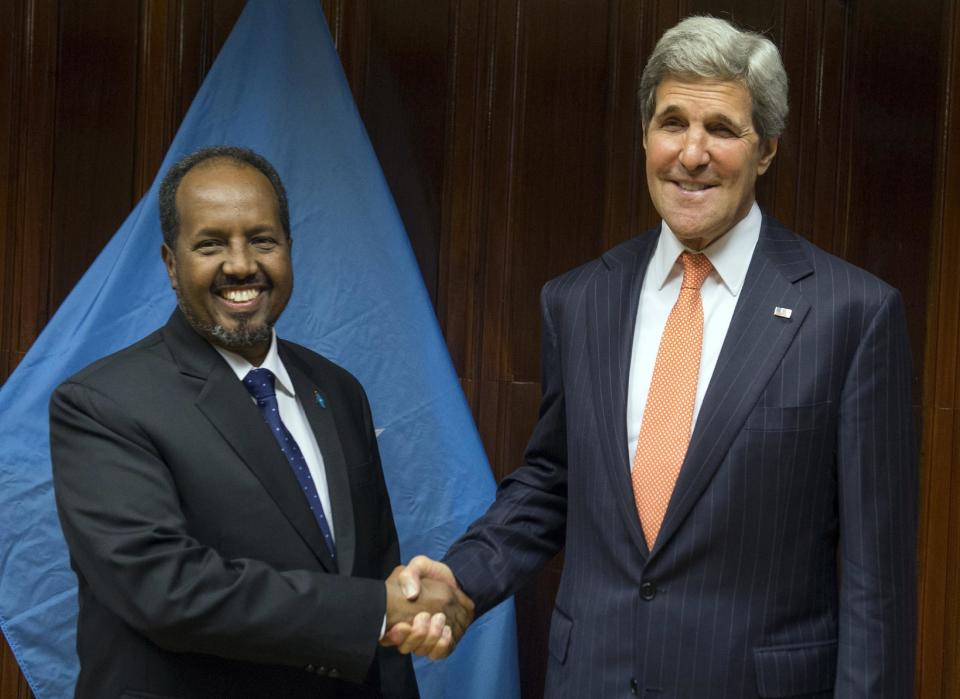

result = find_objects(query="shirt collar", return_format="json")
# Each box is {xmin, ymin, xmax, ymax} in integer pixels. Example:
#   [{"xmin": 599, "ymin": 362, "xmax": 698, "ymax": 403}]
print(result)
[
  {"xmin": 212, "ymin": 330, "xmax": 296, "ymax": 397},
  {"xmin": 651, "ymin": 201, "xmax": 761, "ymax": 296}
]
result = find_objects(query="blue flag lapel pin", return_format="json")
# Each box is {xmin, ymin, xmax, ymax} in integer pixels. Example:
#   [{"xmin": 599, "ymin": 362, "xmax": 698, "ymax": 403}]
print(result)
[{"xmin": 313, "ymin": 390, "xmax": 326, "ymax": 408}]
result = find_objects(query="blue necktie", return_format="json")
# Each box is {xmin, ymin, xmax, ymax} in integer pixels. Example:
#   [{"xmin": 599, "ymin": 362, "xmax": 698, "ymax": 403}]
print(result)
[{"xmin": 243, "ymin": 368, "xmax": 336, "ymax": 560}]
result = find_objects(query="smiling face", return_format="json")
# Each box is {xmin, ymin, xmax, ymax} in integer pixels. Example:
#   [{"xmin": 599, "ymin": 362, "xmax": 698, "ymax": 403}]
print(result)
[
  {"xmin": 161, "ymin": 159, "xmax": 293, "ymax": 365},
  {"xmin": 643, "ymin": 77, "xmax": 778, "ymax": 250}
]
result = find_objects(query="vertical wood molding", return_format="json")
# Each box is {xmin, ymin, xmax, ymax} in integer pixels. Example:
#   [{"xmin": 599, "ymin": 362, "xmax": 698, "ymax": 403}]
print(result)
[
  {"xmin": 437, "ymin": 0, "xmax": 498, "ymax": 437},
  {"xmin": 134, "ymin": 0, "xmax": 178, "ymax": 199},
  {"xmin": 322, "ymin": 0, "xmax": 370, "ymax": 108},
  {"xmin": 599, "ymin": 0, "xmax": 648, "ymax": 251},
  {"xmin": 0, "ymin": 0, "xmax": 58, "ymax": 381},
  {"xmin": 476, "ymin": 0, "xmax": 522, "ymax": 479},
  {"xmin": 918, "ymin": 0, "xmax": 960, "ymax": 695}
]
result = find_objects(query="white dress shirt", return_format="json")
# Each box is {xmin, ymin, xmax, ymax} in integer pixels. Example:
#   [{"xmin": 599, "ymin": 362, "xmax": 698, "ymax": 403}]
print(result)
[
  {"xmin": 214, "ymin": 331, "xmax": 335, "ymax": 542},
  {"xmin": 625, "ymin": 202, "xmax": 761, "ymax": 464},
  {"xmin": 215, "ymin": 333, "xmax": 394, "ymax": 636}
]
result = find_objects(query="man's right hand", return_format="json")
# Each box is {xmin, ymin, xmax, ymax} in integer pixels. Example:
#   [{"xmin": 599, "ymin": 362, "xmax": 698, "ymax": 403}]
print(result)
[{"xmin": 382, "ymin": 557, "xmax": 473, "ymax": 659}]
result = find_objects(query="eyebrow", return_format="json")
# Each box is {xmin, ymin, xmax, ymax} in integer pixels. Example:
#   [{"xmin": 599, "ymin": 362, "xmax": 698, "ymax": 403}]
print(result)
[
  {"xmin": 653, "ymin": 105, "xmax": 746, "ymax": 129},
  {"xmin": 190, "ymin": 224, "xmax": 278, "ymax": 237},
  {"xmin": 654, "ymin": 104, "xmax": 684, "ymax": 120}
]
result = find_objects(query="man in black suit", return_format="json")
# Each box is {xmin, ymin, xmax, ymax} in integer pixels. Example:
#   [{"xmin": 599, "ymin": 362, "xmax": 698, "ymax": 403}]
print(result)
[
  {"xmin": 390, "ymin": 16, "xmax": 916, "ymax": 698},
  {"xmin": 50, "ymin": 146, "xmax": 471, "ymax": 698}
]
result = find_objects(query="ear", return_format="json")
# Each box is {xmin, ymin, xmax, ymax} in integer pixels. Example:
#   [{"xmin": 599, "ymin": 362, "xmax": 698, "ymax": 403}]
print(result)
[
  {"xmin": 161, "ymin": 243, "xmax": 177, "ymax": 289},
  {"xmin": 756, "ymin": 137, "xmax": 779, "ymax": 175},
  {"xmin": 641, "ymin": 122, "xmax": 648, "ymax": 150}
]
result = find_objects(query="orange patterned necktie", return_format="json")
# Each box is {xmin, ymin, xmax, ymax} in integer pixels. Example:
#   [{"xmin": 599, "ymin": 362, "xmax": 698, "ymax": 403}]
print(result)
[{"xmin": 631, "ymin": 251, "xmax": 714, "ymax": 551}]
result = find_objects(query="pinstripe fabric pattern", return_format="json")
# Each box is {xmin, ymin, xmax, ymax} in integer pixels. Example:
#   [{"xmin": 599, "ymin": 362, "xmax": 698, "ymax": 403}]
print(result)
[{"xmin": 445, "ymin": 216, "xmax": 916, "ymax": 698}]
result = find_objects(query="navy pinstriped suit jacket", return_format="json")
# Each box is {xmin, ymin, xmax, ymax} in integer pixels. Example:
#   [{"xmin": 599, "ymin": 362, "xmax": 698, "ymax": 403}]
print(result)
[{"xmin": 445, "ymin": 216, "xmax": 916, "ymax": 698}]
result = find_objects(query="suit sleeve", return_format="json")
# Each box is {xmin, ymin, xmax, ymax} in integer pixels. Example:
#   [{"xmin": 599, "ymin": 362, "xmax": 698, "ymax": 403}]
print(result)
[
  {"xmin": 50, "ymin": 378, "xmax": 385, "ymax": 683},
  {"xmin": 835, "ymin": 288, "xmax": 917, "ymax": 697},
  {"xmin": 444, "ymin": 284, "xmax": 569, "ymax": 614}
]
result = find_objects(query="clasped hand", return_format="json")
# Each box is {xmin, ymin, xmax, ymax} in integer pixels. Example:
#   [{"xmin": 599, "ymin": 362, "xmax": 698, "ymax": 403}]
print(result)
[{"xmin": 381, "ymin": 556, "xmax": 474, "ymax": 660}]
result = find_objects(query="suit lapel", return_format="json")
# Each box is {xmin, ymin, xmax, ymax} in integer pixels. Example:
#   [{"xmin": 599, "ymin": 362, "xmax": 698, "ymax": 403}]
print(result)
[
  {"xmin": 651, "ymin": 218, "xmax": 814, "ymax": 556},
  {"xmin": 162, "ymin": 311, "xmax": 338, "ymax": 572},
  {"xmin": 586, "ymin": 231, "xmax": 658, "ymax": 557},
  {"xmin": 281, "ymin": 347, "xmax": 357, "ymax": 577}
]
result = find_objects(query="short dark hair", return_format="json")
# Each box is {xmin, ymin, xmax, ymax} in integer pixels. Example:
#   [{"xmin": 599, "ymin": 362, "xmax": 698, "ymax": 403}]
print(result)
[{"xmin": 158, "ymin": 146, "xmax": 291, "ymax": 247}]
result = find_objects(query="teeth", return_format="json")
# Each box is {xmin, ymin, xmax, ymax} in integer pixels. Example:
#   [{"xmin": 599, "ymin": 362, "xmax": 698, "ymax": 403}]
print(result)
[
  {"xmin": 222, "ymin": 289, "xmax": 260, "ymax": 302},
  {"xmin": 678, "ymin": 182, "xmax": 711, "ymax": 191}
]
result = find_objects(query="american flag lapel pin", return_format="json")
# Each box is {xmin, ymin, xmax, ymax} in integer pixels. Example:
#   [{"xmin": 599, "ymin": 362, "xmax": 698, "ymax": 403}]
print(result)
[
  {"xmin": 773, "ymin": 306, "xmax": 793, "ymax": 319},
  {"xmin": 313, "ymin": 390, "xmax": 326, "ymax": 408}
]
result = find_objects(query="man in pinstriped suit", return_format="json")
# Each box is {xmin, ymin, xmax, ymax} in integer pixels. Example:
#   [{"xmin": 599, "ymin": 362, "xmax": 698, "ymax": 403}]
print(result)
[{"xmin": 386, "ymin": 16, "xmax": 916, "ymax": 697}]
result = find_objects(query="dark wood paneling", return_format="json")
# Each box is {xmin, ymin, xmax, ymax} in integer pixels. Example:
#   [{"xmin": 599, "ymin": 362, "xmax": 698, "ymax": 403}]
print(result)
[
  {"xmin": 134, "ymin": 0, "xmax": 179, "ymax": 197},
  {"xmin": 323, "ymin": 0, "xmax": 371, "ymax": 114},
  {"xmin": 601, "ymin": 0, "xmax": 654, "ymax": 250},
  {"xmin": 918, "ymin": 0, "xmax": 960, "ymax": 696},
  {"xmin": 363, "ymin": 0, "xmax": 449, "ymax": 304},
  {"xmin": 47, "ymin": 0, "xmax": 141, "ymax": 312},
  {"xmin": 839, "ymin": 0, "xmax": 940, "ymax": 398},
  {"xmin": 435, "ymin": 0, "xmax": 489, "ymax": 387},
  {"xmin": 0, "ymin": 0, "xmax": 58, "ymax": 381},
  {"xmin": 506, "ymin": 0, "xmax": 614, "ymax": 381}
]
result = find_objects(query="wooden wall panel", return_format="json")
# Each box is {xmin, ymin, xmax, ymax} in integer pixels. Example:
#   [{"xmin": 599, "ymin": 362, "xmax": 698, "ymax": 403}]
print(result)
[
  {"xmin": 47, "ymin": 0, "xmax": 141, "ymax": 311},
  {"xmin": 0, "ymin": 0, "xmax": 57, "ymax": 382},
  {"xmin": 363, "ymin": 0, "xmax": 450, "ymax": 303},
  {"xmin": 918, "ymin": 0, "xmax": 960, "ymax": 695},
  {"xmin": 839, "ymin": 0, "xmax": 940, "ymax": 394},
  {"xmin": 435, "ymin": 0, "xmax": 489, "ymax": 397},
  {"xmin": 505, "ymin": 0, "xmax": 614, "ymax": 381}
]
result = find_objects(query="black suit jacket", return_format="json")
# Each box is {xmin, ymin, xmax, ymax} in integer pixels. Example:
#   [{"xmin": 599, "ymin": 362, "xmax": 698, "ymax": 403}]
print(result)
[
  {"xmin": 50, "ymin": 310, "xmax": 418, "ymax": 699},
  {"xmin": 445, "ymin": 217, "xmax": 916, "ymax": 697}
]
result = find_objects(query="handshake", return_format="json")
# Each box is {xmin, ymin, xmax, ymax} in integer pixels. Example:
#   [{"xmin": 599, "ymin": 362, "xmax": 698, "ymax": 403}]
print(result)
[{"xmin": 381, "ymin": 555, "xmax": 474, "ymax": 660}]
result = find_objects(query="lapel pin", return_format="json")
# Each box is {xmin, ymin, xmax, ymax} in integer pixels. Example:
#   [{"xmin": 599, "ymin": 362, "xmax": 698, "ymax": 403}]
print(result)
[
  {"xmin": 313, "ymin": 390, "xmax": 326, "ymax": 408},
  {"xmin": 773, "ymin": 306, "xmax": 793, "ymax": 319}
]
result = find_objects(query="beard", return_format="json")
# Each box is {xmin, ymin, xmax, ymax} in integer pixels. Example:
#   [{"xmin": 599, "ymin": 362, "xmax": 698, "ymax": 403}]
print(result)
[
  {"xmin": 207, "ymin": 319, "xmax": 273, "ymax": 348},
  {"xmin": 176, "ymin": 288, "xmax": 274, "ymax": 350}
]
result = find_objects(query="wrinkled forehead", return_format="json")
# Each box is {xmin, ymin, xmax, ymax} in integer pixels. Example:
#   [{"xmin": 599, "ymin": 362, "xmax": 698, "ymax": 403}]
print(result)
[{"xmin": 655, "ymin": 76, "xmax": 752, "ymax": 116}]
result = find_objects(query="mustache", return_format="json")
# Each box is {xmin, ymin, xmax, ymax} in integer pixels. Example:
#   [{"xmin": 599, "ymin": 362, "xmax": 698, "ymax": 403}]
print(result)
[{"xmin": 212, "ymin": 271, "xmax": 271, "ymax": 290}]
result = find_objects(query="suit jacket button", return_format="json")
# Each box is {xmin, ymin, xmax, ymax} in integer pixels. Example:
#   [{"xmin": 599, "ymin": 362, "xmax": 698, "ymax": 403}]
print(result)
[
  {"xmin": 318, "ymin": 666, "xmax": 327, "ymax": 675},
  {"xmin": 630, "ymin": 678, "xmax": 639, "ymax": 694},
  {"xmin": 305, "ymin": 664, "xmax": 315, "ymax": 673},
  {"xmin": 640, "ymin": 581, "xmax": 656, "ymax": 601},
  {"xmin": 329, "ymin": 668, "xmax": 339, "ymax": 678}
]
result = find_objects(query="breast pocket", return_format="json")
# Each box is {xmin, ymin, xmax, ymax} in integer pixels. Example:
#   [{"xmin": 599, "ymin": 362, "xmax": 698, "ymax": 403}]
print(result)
[
  {"xmin": 745, "ymin": 402, "xmax": 832, "ymax": 432},
  {"xmin": 753, "ymin": 639, "xmax": 837, "ymax": 697}
]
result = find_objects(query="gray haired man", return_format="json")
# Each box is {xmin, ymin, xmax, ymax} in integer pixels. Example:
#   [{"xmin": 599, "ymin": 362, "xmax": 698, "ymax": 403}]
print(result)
[{"xmin": 387, "ymin": 15, "xmax": 917, "ymax": 698}]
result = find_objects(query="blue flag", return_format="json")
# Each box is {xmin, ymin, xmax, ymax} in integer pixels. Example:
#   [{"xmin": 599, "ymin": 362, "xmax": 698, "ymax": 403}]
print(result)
[{"xmin": 0, "ymin": 1, "xmax": 519, "ymax": 696}]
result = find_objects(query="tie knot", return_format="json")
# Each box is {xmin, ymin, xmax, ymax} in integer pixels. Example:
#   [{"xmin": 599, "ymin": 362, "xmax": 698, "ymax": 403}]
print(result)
[
  {"xmin": 243, "ymin": 368, "xmax": 276, "ymax": 402},
  {"xmin": 679, "ymin": 252, "xmax": 713, "ymax": 290}
]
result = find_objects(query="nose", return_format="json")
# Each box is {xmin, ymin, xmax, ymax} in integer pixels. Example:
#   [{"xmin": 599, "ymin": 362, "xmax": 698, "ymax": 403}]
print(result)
[
  {"xmin": 222, "ymin": 242, "xmax": 258, "ymax": 279},
  {"xmin": 678, "ymin": 128, "xmax": 710, "ymax": 171}
]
